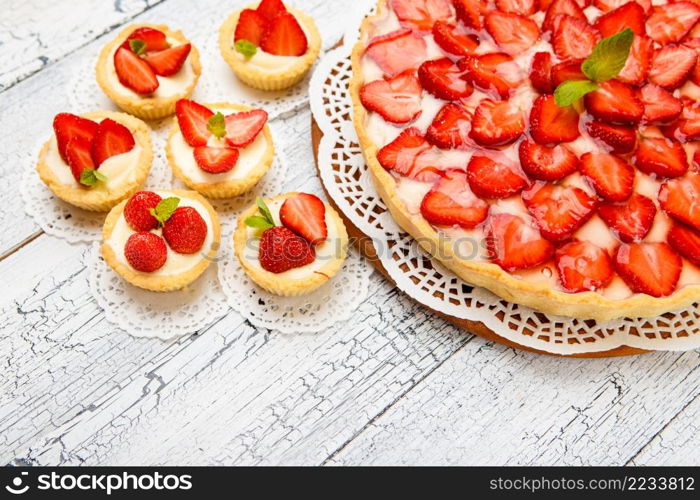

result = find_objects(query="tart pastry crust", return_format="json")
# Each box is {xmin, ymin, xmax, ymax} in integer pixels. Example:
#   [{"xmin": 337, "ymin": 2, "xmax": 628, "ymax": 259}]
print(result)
[{"xmin": 36, "ymin": 110, "xmax": 153, "ymax": 212}]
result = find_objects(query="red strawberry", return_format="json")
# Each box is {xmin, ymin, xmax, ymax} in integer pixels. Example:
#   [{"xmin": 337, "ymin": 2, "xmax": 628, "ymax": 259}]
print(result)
[
  {"xmin": 648, "ymin": 44, "xmax": 697, "ymax": 90},
  {"xmin": 360, "ymin": 72, "xmax": 422, "ymax": 124},
  {"xmin": 260, "ymin": 12, "xmax": 308, "ymax": 56},
  {"xmin": 614, "ymin": 242, "xmax": 682, "ymax": 296},
  {"xmin": 467, "ymin": 154, "xmax": 529, "ymax": 198},
  {"xmin": 668, "ymin": 223, "xmax": 700, "ymax": 267},
  {"xmin": 411, "ymin": 147, "xmax": 464, "ymax": 182},
  {"xmin": 687, "ymin": 38, "xmax": 700, "ymax": 86},
  {"xmin": 113, "ymin": 46, "xmax": 159, "ymax": 95},
  {"xmin": 659, "ymin": 172, "xmax": 700, "ymax": 229},
  {"xmin": 640, "ymin": 84, "xmax": 682, "ymax": 125},
  {"xmin": 175, "ymin": 99, "xmax": 213, "ymax": 147},
  {"xmin": 65, "ymin": 136, "xmax": 97, "ymax": 185},
  {"xmin": 162, "ymin": 206, "xmax": 208, "ymax": 254},
  {"xmin": 485, "ymin": 213, "xmax": 555, "ymax": 271},
  {"xmin": 617, "ymin": 35, "xmax": 653, "ymax": 85},
  {"xmin": 594, "ymin": 2, "xmax": 646, "ymax": 37},
  {"xmin": 522, "ymin": 182, "xmax": 597, "ymax": 242},
  {"xmin": 580, "ymin": 152, "xmax": 635, "ymax": 201},
  {"xmin": 256, "ymin": 0, "xmax": 287, "ymax": 21},
  {"xmin": 426, "ymin": 103, "xmax": 473, "ymax": 149},
  {"xmin": 420, "ymin": 169, "xmax": 489, "ymax": 228},
  {"xmin": 543, "ymin": 0, "xmax": 587, "ymax": 32},
  {"xmin": 365, "ymin": 28, "xmax": 427, "ymax": 77},
  {"xmin": 485, "ymin": 11, "xmax": 540, "ymax": 56},
  {"xmin": 124, "ymin": 191, "xmax": 162, "ymax": 232},
  {"xmin": 91, "ymin": 118, "xmax": 135, "ymax": 166},
  {"xmin": 418, "ymin": 58, "xmax": 472, "ymax": 101},
  {"xmin": 646, "ymin": 2, "xmax": 700, "ymax": 44},
  {"xmin": 391, "ymin": 0, "xmax": 452, "ymax": 31},
  {"xmin": 529, "ymin": 94, "xmax": 581, "ymax": 144},
  {"xmin": 518, "ymin": 140, "xmax": 579, "ymax": 181},
  {"xmin": 193, "ymin": 146, "xmax": 239, "ymax": 174},
  {"xmin": 279, "ymin": 193, "xmax": 328, "ymax": 245},
  {"xmin": 125, "ymin": 27, "xmax": 169, "ymax": 52},
  {"xmin": 584, "ymin": 80, "xmax": 644, "ymax": 125},
  {"xmin": 634, "ymin": 136, "xmax": 689, "ymax": 177},
  {"xmin": 530, "ymin": 52, "xmax": 554, "ymax": 94},
  {"xmin": 585, "ymin": 121, "xmax": 637, "ymax": 154},
  {"xmin": 459, "ymin": 52, "xmax": 523, "ymax": 100},
  {"xmin": 598, "ymin": 193, "xmax": 657, "ymax": 243},
  {"xmin": 553, "ymin": 15, "xmax": 600, "ymax": 61},
  {"xmin": 377, "ymin": 127, "xmax": 431, "ymax": 176},
  {"xmin": 496, "ymin": 0, "xmax": 537, "ymax": 15},
  {"xmin": 432, "ymin": 21, "xmax": 479, "ymax": 56},
  {"xmin": 124, "ymin": 232, "xmax": 168, "ymax": 273},
  {"xmin": 258, "ymin": 226, "xmax": 315, "ymax": 274},
  {"xmin": 224, "ymin": 109, "xmax": 268, "ymax": 147},
  {"xmin": 234, "ymin": 9, "xmax": 268, "ymax": 45},
  {"xmin": 550, "ymin": 60, "xmax": 586, "ymax": 87},
  {"xmin": 469, "ymin": 99, "xmax": 525, "ymax": 146},
  {"xmin": 143, "ymin": 43, "xmax": 191, "ymax": 76},
  {"xmin": 673, "ymin": 101, "xmax": 700, "ymax": 141},
  {"xmin": 453, "ymin": 0, "xmax": 485, "ymax": 30},
  {"xmin": 594, "ymin": 0, "xmax": 651, "ymax": 13},
  {"xmin": 53, "ymin": 113, "xmax": 99, "ymax": 163},
  {"xmin": 555, "ymin": 240, "xmax": 614, "ymax": 292}
]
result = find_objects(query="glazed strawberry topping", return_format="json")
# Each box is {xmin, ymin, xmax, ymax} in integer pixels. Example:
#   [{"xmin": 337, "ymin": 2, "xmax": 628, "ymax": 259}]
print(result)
[
  {"xmin": 366, "ymin": 28, "xmax": 428, "ymax": 77},
  {"xmin": 485, "ymin": 11, "xmax": 540, "ymax": 56},
  {"xmin": 432, "ymin": 21, "xmax": 479, "ymax": 56},
  {"xmin": 361, "ymin": 71, "xmax": 423, "ymax": 124},
  {"xmin": 555, "ymin": 240, "xmax": 614, "ymax": 292},
  {"xmin": 418, "ymin": 58, "xmax": 473, "ymax": 101},
  {"xmin": 522, "ymin": 182, "xmax": 597, "ymax": 242},
  {"xmin": 420, "ymin": 169, "xmax": 489, "ymax": 227},
  {"xmin": 392, "ymin": 0, "xmax": 453, "ymax": 32},
  {"xmin": 426, "ymin": 103, "xmax": 473, "ymax": 148}
]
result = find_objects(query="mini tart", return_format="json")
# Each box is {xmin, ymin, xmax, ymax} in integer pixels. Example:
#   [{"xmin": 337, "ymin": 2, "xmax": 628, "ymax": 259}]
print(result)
[
  {"xmin": 96, "ymin": 23, "xmax": 202, "ymax": 120},
  {"xmin": 36, "ymin": 111, "xmax": 152, "ymax": 212},
  {"xmin": 102, "ymin": 189, "xmax": 221, "ymax": 292},
  {"xmin": 219, "ymin": 4, "xmax": 321, "ymax": 91},
  {"xmin": 166, "ymin": 102, "xmax": 275, "ymax": 198},
  {"xmin": 234, "ymin": 193, "xmax": 349, "ymax": 296}
]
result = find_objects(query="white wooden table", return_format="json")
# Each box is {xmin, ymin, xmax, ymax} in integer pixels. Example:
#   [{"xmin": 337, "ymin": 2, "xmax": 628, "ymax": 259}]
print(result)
[{"xmin": 1, "ymin": 0, "xmax": 698, "ymax": 466}]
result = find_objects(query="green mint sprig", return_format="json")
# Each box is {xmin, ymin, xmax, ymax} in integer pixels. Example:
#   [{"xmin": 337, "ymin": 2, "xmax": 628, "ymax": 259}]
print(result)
[
  {"xmin": 80, "ymin": 169, "xmax": 108, "ymax": 187},
  {"xmin": 235, "ymin": 39, "xmax": 257, "ymax": 58},
  {"xmin": 149, "ymin": 196, "xmax": 180, "ymax": 225},
  {"xmin": 207, "ymin": 112, "xmax": 226, "ymax": 139},
  {"xmin": 244, "ymin": 196, "xmax": 275, "ymax": 230},
  {"xmin": 129, "ymin": 38, "xmax": 147, "ymax": 56}
]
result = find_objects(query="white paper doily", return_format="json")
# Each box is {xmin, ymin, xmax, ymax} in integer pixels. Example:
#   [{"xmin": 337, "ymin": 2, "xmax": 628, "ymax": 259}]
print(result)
[{"xmin": 310, "ymin": 14, "xmax": 700, "ymax": 354}]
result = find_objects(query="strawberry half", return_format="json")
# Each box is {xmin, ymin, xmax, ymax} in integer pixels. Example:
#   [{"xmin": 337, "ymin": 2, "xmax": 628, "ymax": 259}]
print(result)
[
  {"xmin": 459, "ymin": 52, "xmax": 523, "ymax": 100},
  {"xmin": 360, "ymin": 72, "xmax": 423, "ymax": 125},
  {"xmin": 530, "ymin": 52, "xmax": 554, "ymax": 94},
  {"xmin": 258, "ymin": 226, "xmax": 315, "ymax": 274},
  {"xmin": 91, "ymin": 118, "xmax": 135, "ymax": 166},
  {"xmin": 496, "ymin": 0, "xmax": 537, "ymax": 15},
  {"xmin": 648, "ymin": 44, "xmax": 697, "ymax": 90},
  {"xmin": 598, "ymin": 193, "xmax": 657, "ymax": 243},
  {"xmin": 585, "ymin": 121, "xmax": 637, "ymax": 155},
  {"xmin": 125, "ymin": 27, "xmax": 169, "ymax": 52},
  {"xmin": 634, "ymin": 136, "xmax": 689, "ymax": 178},
  {"xmin": 65, "ymin": 136, "xmax": 97, "ymax": 185},
  {"xmin": 518, "ymin": 139, "xmax": 579, "ymax": 181},
  {"xmin": 594, "ymin": 1, "xmax": 646, "ymax": 37},
  {"xmin": 256, "ymin": 0, "xmax": 287, "ymax": 21},
  {"xmin": 485, "ymin": 213, "xmax": 555, "ymax": 271},
  {"xmin": 260, "ymin": 11, "xmax": 308, "ymax": 57},
  {"xmin": 176, "ymin": 99, "xmax": 213, "ymax": 147},
  {"xmin": 672, "ymin": 101, "xmax": 700, "ymax": 141},
  {"xmin": 224, "ymin": 109, "xmax": 268, "ymax": 148},
  {"xmin": 143, "ymin": 43, "xmax": 191, "ymax": 76},
  {"xmin": 124, "ymin": 191, "xmax": 162, "ymax": 232},
  {"xmin": 614, "ymin": 242, "xmax": 682, "ymax": 297},
  {"xmin": 646, "ymin": 1, "xmax": 700, "ymax": 45},
  {"xmin": 467, "ymin": 154, "xmax": 529, "ymax": 198},
  {"xmin": 617, "ymin": 35, "xmax": 653, "ymax": 85},
  {"xmin": 279, "ymin": 193, "xmax": 328, "ymax": 245},
  {"xmin": 418, "ymin": 58, "xmax": 472, "ymax": 101},
  {"xmin": 640, "ymin": 84, "xmax": 682, "ymax": 125},
  {"xmin": 377, "ymin": 127, "xmax": 431, "ymax": 176},
  {"xmin": 113, "ymin": 46, "xmax": 159, "ymax": 95},
  {"xmin": 53, "ymin": 113, "xmax": 99, "ymax": 163},
  {"xmin": 522, "ymin": 182, "xmax": 597, "ymax": 242},
  {"xmin": 469, "ymin": 99, "xmax": 525, "ymax": 147},
  {"xmin": 529, "ymin": 94, "xmax": 581, "ymax": 144},
  {"xmin": 668, "ymin": 223, "xmax": 700, "ymax": 267},
  {"xmin": 124, "ymin": 232, "xmax": 168, "ymax": 273},
  {"xmin": 193, "ymin": 146, "xmax": 239, "ymax": 174},
  {"xmin": 543, "ymin": 0, "xmax": 587, "ymax": 32},
  {"xmin": 584, "ymin": 80, "xmax": 644, "ymax": 125},
  {"xmin": 555, "ymin": 240, "xmax": 614, "ymax": 292},
  {"xmin": 453, "ymin": 0, "xmax": 485, "ymax": 30},
  {"xmin": 485, "ymin": 11, "xmax": 540, "ymax": 56},
  {"xmin": 426, "ymin": 103, "xmax": 473, "ymax": 149},
  {"xmin": 162, "ymin": 206, "xmax": 208, "ymax": 254},
  {"xmin": 391, "ymin": 0, "xmax": 452, "ymax": 32},
  {"xmin": 235, "ymin": 9, "xmax": 268, "ymax": 45},
  {"xmin": 551, "ymin": 60, "xmax": 586, "ymax": 87},
  {"xmin": 432, "ymin": 21, "xmax": 479, "ymax": 56},
  {"xmin": 580, "ymin": 152, "xmax": 635, "ymax": 201},
  {"xmin": 594, "ymin": 0, "xmax": 651, "ymax": 13},
  {"xmin": 420, "ymin": 169, "xmax": 489, "ymax": 228},
  {"xmin": 553, "ymin": 15, "xmax": 600, "ymax": 61},
  {"xmin": 659, "ymin": 172, "xmax": 700, "ymax": 230},
  {"xmin": 365, "ymin": 28, "xmax": 427, "ymax": 77}
]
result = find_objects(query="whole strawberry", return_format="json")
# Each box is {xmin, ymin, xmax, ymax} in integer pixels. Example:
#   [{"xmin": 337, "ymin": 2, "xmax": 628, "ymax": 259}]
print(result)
[
  {"xmin": 124, "ymin": 191, "xmax": 162, "ymax": 231},
  {"xmin": 162, "ymin": 206, "xmax": 208, "ymax": 254},
  {"xmin": 124, "ymin": 232, "xmax": 167, "ymax": 272},
  {"xmin": 258, "ymin": 226, "xmax": 315, "ymax": 273}
]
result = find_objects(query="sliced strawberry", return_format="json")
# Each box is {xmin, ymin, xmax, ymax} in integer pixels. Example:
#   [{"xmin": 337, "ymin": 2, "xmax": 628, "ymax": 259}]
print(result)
[
  {"xmin": 453, "ymin": 0, "xmax": 485, "ymax": 30},
  {"xmin": 467, "ymin": 154, "xmax": 529, "ymax": 198},
  {"xmin": 646, "ymin": 1, "xmax": 700, "ymax": 44},
  {"xmin": 640, "ymin": 84, "xmax": 683, "ymax": 125},
  {"xmin": 53, "ymin": 113, "xmax": 99, "ymax": 163},
  {"xmin": 522, "ymin": 182, "xmax": 597, "ymax": 242},
  {"xmin": 234, "ymin": 9, "xmax": 268, "ymax": 45},
  {"xmin": 469, "ymin": 99, "xmax": 525, "ymax": 146},
  {"xmin": 688, "ymin": 39, "xmax": 700, "ymax": 86},
  {"xmin": 553, "ymin": 15, "xmax": 600, "ymax": 61},
  {"xmin": 175, "ymin": 99, "xmax": 213, "ymax": 147},
  {"xmin": 543, "ymin": 0, "xmax": 587, "ymax": 32},
  {"xmin": 260, "ymin": 11, "xmax": 308, "ymax": 56},
  {"xmin": 580, "ymin": 152, "xmax": 635, "ymax": 201},
  {"xmin": 555, "ymin": 240, "xmax": 614, "ymax": 292},
  {"xmin": 668, "ymin": 223, "xmax": 700, "ymax": 267},
  {"xmin": 113, "ymin": 46, "xmax": 159, "ymax": 95},
  {"xmin": 412, "ymin": 147, "xmax": 466, "ymax": 181},
  {"xmin": 594, "ymin": 1, "xmax": 646, "ymax": 37},
  {"xmin": 584, "ymin": 80, "xmax": 644, "ymax": 125},
  {"xmin": 496, "ymin": 0, "xmax": 537, "ymax": 15},
  {"xmin": 391, "ymin": 0, "xmax": 452, "ymax": 31},
  {"xmin": 617, "ymin": 35, "xmax": 653, "ymax": 85},
  {"xmin": 426, "ymin": 103, "xmax": 473, "ymax": 149},
  {"xmin": 648, "ymin": 44, "xmax": 697, "ymax": 90},
  {"xmin": 518, "ymin": 140, "xmax": 579, "ymax": 181},
  {"xmin": 673, "ymin": 101, "xmax": 700, "ymax": 141},
  {"xmin": 256, "ymin": 0, "xmax": 287, "ymax": 21},
  {"xmin": 614, "ymin": 242, "xmax": 682, "ymax": 297},
  {"xmin": 593, "ymin": 0, "xmax": 651, "ymax": 13},
  {"xmin": 550, "ymin": 60, "xmax": 585, "ymax": 87},
  {"xmin": 125, "ymin": 27, "xmax": 169, "ymax": 52},
  {"xmin": 585, "ymin": 121, "xmax": 637, "ymax": 154},
  {"xmin": 193, "ymin": 146, "xmax": 239, "ymax": 174},
  {"xmin": 224, "ymin": 109, "xmax": 268, "ymax": 148},
  {"xmin": 432, "ymin": 21, "xmax": 479, "ymax": 56},
  {"xmin": 634, "ymin": 136, "xmax": 689, "ymax": 177},
  {"xmin": 377, "ymin": 127, "xmax": 431, "ymax": 176},
  {"xmin": 65, "ymin": 136, "xmax": 97, "ymax": 185},
  {"xmin": 530, "ymin": 52, "xmax": 554, "ymax": 94},
  {"xmin": 598, "ymin": 193, "xmax": 657, "ymax": 243},
  {"xmin": 420, "ymin": 169, "xmax": 489, "ymax": 228},
  {"xmin": 91, "ymin": 118, "xmax": 135, "ymax": 166},
  {"xmin": 485, "ymin": 11, "xmax": 540, "ymax": 56},
  {"xmin": 418, "ymin": 58, "xmax": 472, "ymax": 101},
  {"xmin": 659, "ymin": 172, "xmax": 700, "ymax": 229},
  {"xmin": 360, "ymin": 71, "xmax": 423, "ymax": 124},
  {"xmin": 459, "ymin": 52, "xmax": 523, "ymax": 100},
  {"xmin": 143, "ymin": 43, "xmax": 191, "ymax": 77},
  {"xmin": 365, "ymin": 28, "xmax": 427, "ymax": 77},
  {"xmin": 529, "ymin": 94, "xmax": 581, "ymax": 144},
  {"xmin": 485, "ymin": 213, "xmax": 555, "ymax": 271},
  {"xmin": 279, "ymin": 193, "xmax": 328, "ymax": 245}
]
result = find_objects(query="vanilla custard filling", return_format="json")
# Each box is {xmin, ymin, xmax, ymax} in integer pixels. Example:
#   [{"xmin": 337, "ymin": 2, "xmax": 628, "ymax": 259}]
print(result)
[
  {"xmin": 241, "ymin": 199, "xmax": 343, "ymax": 280},
  {"xmin": 106, "ymin": 191, "xmax": 215, "ymax": 276}
]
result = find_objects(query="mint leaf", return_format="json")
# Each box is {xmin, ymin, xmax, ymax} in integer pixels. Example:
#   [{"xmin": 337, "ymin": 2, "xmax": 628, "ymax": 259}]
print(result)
[
  {"xmin": 244, "ymin": 215, "xmax": 274, "ymax": 230},
  {"xmin": 129, "ymin": 38, "xmax": 147, "ymax": 56},
  {"xmin": 207, "ymin": 112, "xmax": 226, "ymax": 139},
  {"xmin": 554, "ymin": 80, "xmax": 599, "ymax": 107},
  {"xmin": 150, "ymin": 196, "xmax": 180, "ymax": 225},
  {"xmin": 255, "ymin": 196, "xmax": 275, "ymax": 227},
  {"xmin": 235, "ymin": 39, "xmax": 257, "ymax": 58},
  {"xmin": 581, "ymin": 27, "xmax": 634, "ymax": 83},
  {"xmin": 79, "ymin": 168, "xmax": 108, "ymax": 187}
]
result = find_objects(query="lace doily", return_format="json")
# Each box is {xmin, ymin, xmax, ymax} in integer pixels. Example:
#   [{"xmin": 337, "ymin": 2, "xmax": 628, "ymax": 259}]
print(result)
[{"xmin": 310, "ymin": 14, "xmax": 700, "ymax": 354}]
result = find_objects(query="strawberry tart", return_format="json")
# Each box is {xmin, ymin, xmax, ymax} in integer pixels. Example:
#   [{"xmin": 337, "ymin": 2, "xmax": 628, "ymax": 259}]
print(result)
[
  {"xmin": 37, "ymin": 111, "xmax": 153, "ymax": 211},
  {"xmin": 234, "ymin": 193, "xmax": 349, "ymax": 296},
  {"xmin": 219, "ymin": 0, "xmax": 321, "ymax": 91},
  {"xmin": 96, "ymin": 24, "xmax": 202, "ymax": 120},
  {"xmin": 166, "ymin": 99, "xmax": 274, "ymax": 198},
  {"xmin": 102, "ymin": 189, "xmax": 221, "ymax": 291},
  {"xmin": 351, "ymin": 0, "xmax": 700, "ymax": 319}
]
